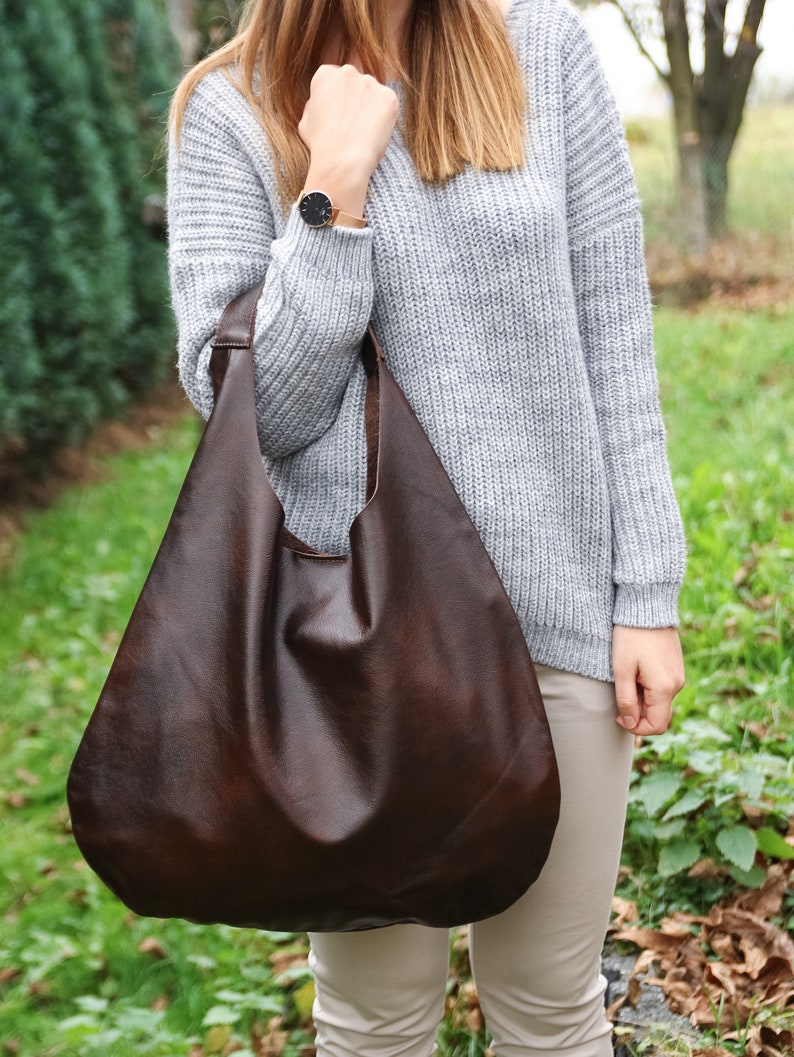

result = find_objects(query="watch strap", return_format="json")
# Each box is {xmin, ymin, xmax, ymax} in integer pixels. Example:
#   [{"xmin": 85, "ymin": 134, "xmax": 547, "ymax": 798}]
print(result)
[{"xmin": 331, "ymin": 207, "xmax": 368, "ymax": 229}]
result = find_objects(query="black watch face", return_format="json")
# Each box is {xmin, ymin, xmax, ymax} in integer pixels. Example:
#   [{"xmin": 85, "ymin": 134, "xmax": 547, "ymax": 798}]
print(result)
[{"xmin": 299, "ymin": 190, "xmax": 334, "ymax": 227}]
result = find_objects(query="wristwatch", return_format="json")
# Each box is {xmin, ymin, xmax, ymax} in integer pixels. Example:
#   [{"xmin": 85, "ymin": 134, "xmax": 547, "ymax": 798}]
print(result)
[{"xmin": 297, "ymin": 188, "xmax": 367, "ymax": 229}]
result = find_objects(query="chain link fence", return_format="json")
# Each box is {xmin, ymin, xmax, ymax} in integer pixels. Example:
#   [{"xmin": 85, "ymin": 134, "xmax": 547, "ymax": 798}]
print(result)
[{"xmin": 626, "ymin": 102, "xmax": 793, "ymax": 306}]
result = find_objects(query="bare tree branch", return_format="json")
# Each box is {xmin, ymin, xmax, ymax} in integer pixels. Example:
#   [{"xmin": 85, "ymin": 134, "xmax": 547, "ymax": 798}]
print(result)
[
  {"xmin": 603, "ymin": 0, "xmax": 671, "ymax": 85},
  {"xmin": 660, "ymin": 0, "xmax": 697, "ymax": 130},
  {"xmin": 702, "ymin": 0, "xmax": 727, "ymax": 113},
  {"xmin": 741, "ymin": 0, "xmax": 766, "ymax": 39},
  {"xmin": 722, "ymin": 0, "xmax": 766, "ymax": 152}
]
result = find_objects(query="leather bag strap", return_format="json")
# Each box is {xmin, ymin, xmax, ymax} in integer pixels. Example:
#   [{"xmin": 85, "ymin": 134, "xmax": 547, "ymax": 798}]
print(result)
[
  {"xmin": 208, "ymin": 280, "xmax": 384, "ymax": 505},
  {"xmin": 209, "ymin": 281, "xmax": 266, "ymax": 400},
  {"xmin": 213, "ymin": 280, "xmax": 266, "ymax": 350},
  {"xmin": 210, "ymin": 281, "xmax": 385, "ymax": 385}
]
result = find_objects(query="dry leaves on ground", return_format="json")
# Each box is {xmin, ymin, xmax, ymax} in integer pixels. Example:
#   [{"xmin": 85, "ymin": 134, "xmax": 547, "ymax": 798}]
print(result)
[{"xmin": 610, "ymin": 863, "xmax": 794, "ymax": 1055}]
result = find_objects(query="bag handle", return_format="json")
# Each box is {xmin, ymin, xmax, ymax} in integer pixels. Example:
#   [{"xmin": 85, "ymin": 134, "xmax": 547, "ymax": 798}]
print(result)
[
  {"xmin": 209, "ymin": 280, "xmax": 384, "ymax": 510},
  {"xmin": 211, "ymin": 281, "xmax": 385, "ymax": 381}
]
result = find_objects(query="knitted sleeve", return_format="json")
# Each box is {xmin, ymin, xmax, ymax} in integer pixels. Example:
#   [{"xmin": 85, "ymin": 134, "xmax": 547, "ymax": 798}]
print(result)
[
  {"xmin": 560, "ymin": 8, "xmax": 687, "ymax": 627},
  {"xmin": 166, "ymin": 70, "xmax": 374, "ymax": 458}
]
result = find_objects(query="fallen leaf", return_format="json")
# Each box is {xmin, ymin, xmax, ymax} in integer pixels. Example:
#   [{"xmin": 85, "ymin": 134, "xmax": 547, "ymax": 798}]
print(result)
[
  {"xmin": 688, "ymin": 858, "xmax": 728, "ymax": 879},
  {"xmin": 612, "ymin": 861, "xmax": 794, "ymax": 1035},
  {"xmin": 746, "ymin": 1023, "xmax": 794, "ymax": 1057},
  {"xmin": 736, "ymin": 863, "xmax": 788, "ymax": 918},
  {"xmin": 459, "ymin": 981, "xmax": 479, "ymax": 1007},
  {"xmin": 741, "ymin": 802, "xmax": 766, "ymax": 824},
  {"xmin": 627, "ymin": 973, "xmax": 643, "ymax": 1006},
  {"xmin": 610, "ymin": 895, "xmax": 639, "ymax": 928},
  {"xmin": 743, "ymin": 721, "xmax": 768, "ymax": 739},
  {"xmin": 465, "ymin": 1005, "xmax": 484, "ymax": 1032},
  {"xmin": 605, "ymin": 992, "xmax": 627, "ymax": 1021},
  {"xmin": 15, "ymin": 768, "xmax": 40, "ymax": 786},
  {"xmin": 293, "ymin": 979, "xmax": 315, "ymax": 1022},
  {"xmin": 732, "ymin": 562, "xmax": 753, "ymax": 586},
  {"xmin": 269, "ymin": 949, "xmax": 308, "ymax": 976},
  {"xmin": 253, "ymin": 1016, "xmax": 288, "ymax": 1057},
  {"xmin": 612, "ymin": 927, "xmax": 683, "ymax": 952},
  {"xmin": 205, "ymin": 1025, "xmax": 231, "ymax": 1054},
  {"xmin": 137, "ymin": 937, "xmax": 167, "ymax": 958},
  {"xmin": 451, "ymin": 925, "xmax": 470, "ymax": 952},
  {"xmin": 634, "ymin": 948, "xmax": 660, "ymax": 974}
]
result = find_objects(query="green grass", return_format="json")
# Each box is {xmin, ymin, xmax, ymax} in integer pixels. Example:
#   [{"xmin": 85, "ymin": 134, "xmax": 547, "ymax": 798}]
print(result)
[
  {"xmin": 1, "ymin": 303, "xmax": 793, "ymax": 1055},
  {"xmin": 618, "ymin": 306, "xmax": 794, "ymax": 929},
  {"xmin": 658, "ymin": 304, "xmax": 793, "ymax": 718}
]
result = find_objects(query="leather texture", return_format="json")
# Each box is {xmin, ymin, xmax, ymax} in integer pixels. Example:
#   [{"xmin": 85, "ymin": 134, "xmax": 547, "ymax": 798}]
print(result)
[{"xmin": 66, "ymin": 283, "xmax": 561, "ymax": 932}]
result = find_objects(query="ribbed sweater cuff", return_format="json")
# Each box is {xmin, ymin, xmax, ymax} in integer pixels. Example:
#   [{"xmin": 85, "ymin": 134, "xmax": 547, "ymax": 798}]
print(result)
[
  {"xmin": 276, "ymin": 203, "xmax": 373, "ymax": 285},
  {"xmin": 613, "ymin": 583, "xmax": 681, "ymax": 628}
]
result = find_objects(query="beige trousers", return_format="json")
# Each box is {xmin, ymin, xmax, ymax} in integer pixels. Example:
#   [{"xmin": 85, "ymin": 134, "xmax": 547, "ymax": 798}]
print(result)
[{"xmin": 308, "ymin": 663, "xmax": 635, "ymax": 1057}]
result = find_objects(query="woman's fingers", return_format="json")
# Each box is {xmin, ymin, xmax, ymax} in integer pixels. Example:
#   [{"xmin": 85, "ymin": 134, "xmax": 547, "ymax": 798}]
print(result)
[
  {"xmin": 614, "ymin": 668, "xmax": 641, "ymax": 731},
  {"xmin": 612, "ymin": 626, "xmax": 685, "ymax": 737},
  {"xmin": 298, "ymin": 63, "xmax": 400, "ymax": 175}
]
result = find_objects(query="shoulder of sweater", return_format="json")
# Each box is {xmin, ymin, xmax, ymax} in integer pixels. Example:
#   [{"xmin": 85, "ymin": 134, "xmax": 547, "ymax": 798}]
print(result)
[
  {"xmin": 518, "ymin": 0, "xmax": 620, "ymax": 127},
  {"xmin": 515, "ymin": 0, "xmax": 596, "ymax": 65},
  {"xmin": 512, "ymin": 0, "xmax": 583, "ymax": 36},
  {"xmin": 180, "ymin": 64, "xmax": 267, "ymax": 156}
]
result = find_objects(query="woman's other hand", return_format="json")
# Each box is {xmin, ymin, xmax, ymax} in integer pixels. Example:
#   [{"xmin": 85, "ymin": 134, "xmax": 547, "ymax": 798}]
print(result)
[
  {"xmin": 298, "ymin": 64, "xmax": 400, "ymax": 217},
  {"xmin": 611, "ymin": 626, "xmax": 685, "ymax": 736}
]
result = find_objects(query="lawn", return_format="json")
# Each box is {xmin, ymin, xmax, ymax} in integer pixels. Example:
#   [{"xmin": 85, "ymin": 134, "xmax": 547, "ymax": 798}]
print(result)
[{"xmin": 1, "ymin": 301, "xmax": 793, "ymax": 1055}]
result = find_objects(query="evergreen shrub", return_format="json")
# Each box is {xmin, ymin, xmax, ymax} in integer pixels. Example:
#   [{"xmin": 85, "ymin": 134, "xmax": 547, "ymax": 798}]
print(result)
[{"xmin": 0, "ymin": 0, "xmax": 180, "ymax": 482}]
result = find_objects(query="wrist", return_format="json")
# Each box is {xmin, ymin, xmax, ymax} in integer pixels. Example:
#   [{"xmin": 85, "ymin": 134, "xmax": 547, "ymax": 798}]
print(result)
[{"xmin": 304, "ymin": 156, "xmax": 370, "ymax": 218}]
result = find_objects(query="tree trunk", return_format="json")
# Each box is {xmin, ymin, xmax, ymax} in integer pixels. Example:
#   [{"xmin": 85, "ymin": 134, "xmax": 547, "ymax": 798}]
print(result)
[
  {"xmin": 660, "ymin": 0, "xmax": 709, "ymax": 255},
  {"xmin": 615, "ymin": 0, "xmax": 768, "ymax": 249},
  {"xmin": 695, "ymin": 0, "xmax": 766, "ymax": 240},
  {"xmin": 699, "ymin": 0, "xmax": 729, "ymax": 238},
  {"xmin": 165, "ymin": 0, "xmax": 200, "ymax": 66},
  {"xmin": 701, "ymin": 139, "xmax": 729, "ymax": 237},
  {"xmin": 676, "ymin": 137, "xmax": 709, "ymax": 256}
]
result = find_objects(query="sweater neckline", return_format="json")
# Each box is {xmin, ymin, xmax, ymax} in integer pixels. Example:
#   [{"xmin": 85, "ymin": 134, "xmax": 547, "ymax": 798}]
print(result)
[{"xmin": 387, "ymin": 0, "xmax": 528, "ymax": 89}]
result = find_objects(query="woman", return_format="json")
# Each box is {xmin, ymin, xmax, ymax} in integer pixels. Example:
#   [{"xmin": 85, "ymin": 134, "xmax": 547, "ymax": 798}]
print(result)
[{"xmin": 167, "ymin": 0, "xmax": 687, "ymax": 1053}]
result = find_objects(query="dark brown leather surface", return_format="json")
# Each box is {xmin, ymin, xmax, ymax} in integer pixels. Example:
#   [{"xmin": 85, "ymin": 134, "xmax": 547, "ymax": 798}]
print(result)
[{"xmin": 67, "ymin": 283, "xmax": 561, "ymax": 932}]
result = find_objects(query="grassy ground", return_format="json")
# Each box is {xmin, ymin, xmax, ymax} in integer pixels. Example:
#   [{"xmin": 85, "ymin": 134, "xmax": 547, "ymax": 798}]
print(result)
[{"xmin": 1, "ymin": 300, "xmax": 792, "ymax": 1055}]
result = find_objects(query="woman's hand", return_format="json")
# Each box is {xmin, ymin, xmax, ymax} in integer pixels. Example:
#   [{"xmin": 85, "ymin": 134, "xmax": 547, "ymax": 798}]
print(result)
[
  {"xmin": 612, "ymin": 626, "xmax": 685, "ymax": 736},
  {"xmin": 298, "ymin": 64, "xmax": 400, "ymax": 217}
]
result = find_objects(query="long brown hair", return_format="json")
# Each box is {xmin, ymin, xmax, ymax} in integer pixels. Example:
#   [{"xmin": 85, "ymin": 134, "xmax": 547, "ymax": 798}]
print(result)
[{"xmin": 169, "ymin": 0, "xmax": 528, "ymax": 217}]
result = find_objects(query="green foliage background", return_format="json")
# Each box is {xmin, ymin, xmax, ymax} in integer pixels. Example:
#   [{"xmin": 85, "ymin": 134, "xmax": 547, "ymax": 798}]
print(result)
[{"xmin": 0, "ymin": 0, "xmax": 180, "ymax": 481}]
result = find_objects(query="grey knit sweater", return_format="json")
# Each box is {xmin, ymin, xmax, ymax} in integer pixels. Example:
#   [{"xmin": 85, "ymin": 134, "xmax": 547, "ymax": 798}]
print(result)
[{"xmin": 167, "ymin": 0, "xmax": 687, "ymax": 683}]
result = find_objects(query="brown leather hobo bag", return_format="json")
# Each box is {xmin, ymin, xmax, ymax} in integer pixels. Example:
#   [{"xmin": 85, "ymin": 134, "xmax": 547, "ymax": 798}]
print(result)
[{"xmin": 67, "ymin": 282, "xmax": 561, "ymax": 932}]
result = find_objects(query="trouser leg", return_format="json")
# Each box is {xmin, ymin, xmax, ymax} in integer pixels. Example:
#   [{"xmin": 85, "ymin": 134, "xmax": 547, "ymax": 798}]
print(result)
[
  {"xmin": 308, "ymin": 923, "xmax": 449, "ymax": 1057},
  {"xmin": 470, "ymin": 663, "xmax": 635, "ymax": 1057}
]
